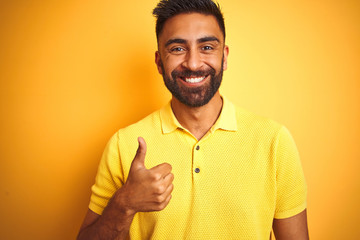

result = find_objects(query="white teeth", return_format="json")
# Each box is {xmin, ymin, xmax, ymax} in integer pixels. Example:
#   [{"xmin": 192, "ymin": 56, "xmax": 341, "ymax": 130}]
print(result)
[{"xmin": 185, "ymin": 76, "xmax": 206, "ymax": 83}]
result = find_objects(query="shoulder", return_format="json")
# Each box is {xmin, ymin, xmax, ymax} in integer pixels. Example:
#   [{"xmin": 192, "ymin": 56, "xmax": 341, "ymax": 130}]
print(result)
[
  {"xmin": 107, "ymin": 109, "xmax": 162, "ymax": 149},
  {"xmin": 231, "ymin": 104, "xmax": 300, "ymax": 162},
  {"xmin": 118, "ymin": 109, "xmax": 161, "ymax": 135},
  {"xmin": 232, "ymin": 103, "xmax": 283, "ymax": 137}
]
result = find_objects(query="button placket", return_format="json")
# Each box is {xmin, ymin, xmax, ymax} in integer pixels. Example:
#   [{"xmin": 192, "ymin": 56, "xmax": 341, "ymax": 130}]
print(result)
[{"xmin": 193, "ymin": 143, "xmax": 202, "ymax": 174}]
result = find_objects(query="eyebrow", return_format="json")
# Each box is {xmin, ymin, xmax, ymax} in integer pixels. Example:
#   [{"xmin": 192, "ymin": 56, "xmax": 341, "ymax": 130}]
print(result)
[
  {"xmin": 197, "ymin": 36, "xmax": 220, "ymax": 44},
  {"xmin": 165, "ymin": 38, "xmax": 187, "ymax": 47},
  {"xmin": 165, "ymin": 36, "xmax": 220, "ymax": 47}
]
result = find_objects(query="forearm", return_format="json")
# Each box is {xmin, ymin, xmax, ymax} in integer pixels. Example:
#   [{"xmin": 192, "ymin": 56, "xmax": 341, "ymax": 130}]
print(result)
[
  {"xmin": 77, "ymin": 191, "xmax": 136, "ymax": 240},
  {"xmin": 77, "ymin": 221, "xmax": 130, "ymax": 240},
  {"xmin": 77, "ymin": 216, "xmax": 133, "ymax": 240}
]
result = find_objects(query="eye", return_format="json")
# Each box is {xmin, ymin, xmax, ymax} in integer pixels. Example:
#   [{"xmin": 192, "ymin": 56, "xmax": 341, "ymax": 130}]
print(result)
[
  {"xmin": 171, "ymin": 47, "xmax": 185, "ymax": 52},
  {"xmin": 202, "ymin": 46, "xmax": 213, "ymax": 51}
]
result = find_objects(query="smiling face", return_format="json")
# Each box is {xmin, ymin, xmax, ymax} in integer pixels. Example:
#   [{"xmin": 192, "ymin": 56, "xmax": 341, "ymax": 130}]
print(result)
[{"xmin": 155, "ymin": 13, "xmax": 229, "ymax": 107}]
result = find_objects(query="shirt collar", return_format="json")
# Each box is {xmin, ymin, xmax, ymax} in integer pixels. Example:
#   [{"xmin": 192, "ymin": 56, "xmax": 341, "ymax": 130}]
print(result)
[
  {"xmin": 160, "ymin": 101, "xmax": 183, "ymax": 134},
  {"xmin": 211, "ymin": 96, "xmax": 238, "ymax": 132},
  {"xmin": 160, "ymin": 96, "xmax": 238, "ymax": 134}
]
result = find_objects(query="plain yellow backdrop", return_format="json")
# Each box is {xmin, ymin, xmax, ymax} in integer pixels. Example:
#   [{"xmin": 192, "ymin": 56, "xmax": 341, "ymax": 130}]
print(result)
[{"xmin": 0, "ymin": 0, "xmax": 359, "ymax": 239}]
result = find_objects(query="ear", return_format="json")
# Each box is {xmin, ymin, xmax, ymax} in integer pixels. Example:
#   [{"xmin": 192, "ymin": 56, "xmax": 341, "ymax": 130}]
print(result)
[
  {"xmin": 155, "ymin": 51, "xmax": 163, "ymax": 75},
  {"xmin": 222, "ymin": 45, "xmax": 229, "ymax": 71}
]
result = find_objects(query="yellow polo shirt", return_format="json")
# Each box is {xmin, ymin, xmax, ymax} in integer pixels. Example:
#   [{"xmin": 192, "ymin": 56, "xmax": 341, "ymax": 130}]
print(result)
[{"xmin": 89, "ymin": 97, "xmax": 307, "ymax": 239}]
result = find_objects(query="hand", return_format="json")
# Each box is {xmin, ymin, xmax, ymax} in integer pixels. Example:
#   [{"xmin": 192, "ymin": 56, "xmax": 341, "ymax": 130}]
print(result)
[{"xmin": 117, "ymin": 137, "xmax": 174, "ymax": 214}]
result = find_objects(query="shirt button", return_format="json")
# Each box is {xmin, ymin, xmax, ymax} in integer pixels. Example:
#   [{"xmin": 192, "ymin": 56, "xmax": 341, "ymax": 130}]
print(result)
[
  {"xmin": 196, "ymin": 145, "xmax": 200, "ymax": 150},
  {"xmin": 195, "ymin": 168, "xmax": 200, "ymax": 173}
]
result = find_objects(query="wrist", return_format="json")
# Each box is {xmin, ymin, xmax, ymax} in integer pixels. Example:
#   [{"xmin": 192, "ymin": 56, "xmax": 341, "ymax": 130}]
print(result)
[
  {"xmin": 111, "ymin": 186, "xmax": 136, "ymax": 217},
  {"xmin": 99, "ymin": 190, "xmax": 136, "ymax": 234}
]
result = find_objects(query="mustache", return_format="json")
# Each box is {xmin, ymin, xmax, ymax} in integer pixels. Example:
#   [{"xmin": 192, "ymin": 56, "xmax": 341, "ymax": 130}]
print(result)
[{"xmin": 171, "ymin": 68, "xmax": 216, "ymax": 79}]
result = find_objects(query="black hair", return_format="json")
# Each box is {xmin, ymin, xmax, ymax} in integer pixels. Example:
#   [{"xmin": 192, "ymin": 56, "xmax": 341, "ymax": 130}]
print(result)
[{"xmin": 152, "ymin": 0, "xmax": 225, "ymax": 41}]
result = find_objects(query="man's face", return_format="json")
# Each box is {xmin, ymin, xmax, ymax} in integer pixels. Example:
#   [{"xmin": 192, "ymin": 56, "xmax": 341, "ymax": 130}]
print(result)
[{"xmin": 155, "ymin": 13, "xmax": 229, "ymax": 107}]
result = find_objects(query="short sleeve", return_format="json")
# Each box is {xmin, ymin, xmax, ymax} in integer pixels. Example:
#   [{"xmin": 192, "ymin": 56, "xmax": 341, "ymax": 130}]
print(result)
[
  {"xmin": 274, "ymin": 126, "xmax": 307, "ymax": 219},
  {"xmin": 89, "ymin": 132, "xmax": 124, "ymax": 215}
]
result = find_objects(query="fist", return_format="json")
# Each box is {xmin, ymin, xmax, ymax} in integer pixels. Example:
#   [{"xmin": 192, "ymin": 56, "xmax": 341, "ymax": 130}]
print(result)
[{"xmin": 119, "ymin": 137, "xmax": 174, "ymax": 213}]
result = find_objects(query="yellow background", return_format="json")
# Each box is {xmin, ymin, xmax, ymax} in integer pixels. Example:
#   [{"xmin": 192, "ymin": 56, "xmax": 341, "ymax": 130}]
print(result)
[{"xmin": 0, "ymin": 0, "xmax": 359, "ymax": 239}]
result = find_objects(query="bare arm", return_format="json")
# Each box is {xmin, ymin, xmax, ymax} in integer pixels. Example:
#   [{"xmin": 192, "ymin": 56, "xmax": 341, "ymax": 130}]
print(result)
[
  {"xmin": 273, "ymin": 209, "xmax": 309, "ymax": 240},
  {"xmin": 77, "ymin": 137, "xmax": 174, "ymax": 240},
  {"xmin": 76, "ymin": 190, "xmax": 136, "ymax": 240}
]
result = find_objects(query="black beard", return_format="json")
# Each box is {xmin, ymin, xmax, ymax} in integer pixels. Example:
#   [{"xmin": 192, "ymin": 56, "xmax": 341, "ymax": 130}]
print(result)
[{"xmin": 160, "ymin": 59, "xmax": 224, "ymax": 107}]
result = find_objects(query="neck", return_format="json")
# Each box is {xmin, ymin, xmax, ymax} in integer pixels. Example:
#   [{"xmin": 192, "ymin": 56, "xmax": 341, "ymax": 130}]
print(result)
[{"xmin": 171, "ymin": 92, "xmax": 223, "ymax": 140}]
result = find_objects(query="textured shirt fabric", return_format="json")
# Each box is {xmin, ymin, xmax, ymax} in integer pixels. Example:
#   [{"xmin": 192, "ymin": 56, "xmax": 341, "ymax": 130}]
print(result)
[{"xmin": 89, "ymin": 97, "xmax": 307, "ymax": 239}]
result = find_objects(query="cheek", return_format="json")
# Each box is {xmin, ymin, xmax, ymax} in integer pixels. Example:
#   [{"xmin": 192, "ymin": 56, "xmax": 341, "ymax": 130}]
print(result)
[
  {"xmin": 163, "ymin": 56, "xmax": 184, "ymax": 73},
  {"xmin": 207, "ymin": 59, "xmax": 223, "ymax": 73},
  {"xmin": 202, "ymin": 52, "xmax": 223, "ymax": 69}
]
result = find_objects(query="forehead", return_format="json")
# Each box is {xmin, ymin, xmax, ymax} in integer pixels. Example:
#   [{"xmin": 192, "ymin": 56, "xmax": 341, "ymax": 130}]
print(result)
[{"xmin": 158, "ymin": 13, "xmax": 224, "ymax": 45}]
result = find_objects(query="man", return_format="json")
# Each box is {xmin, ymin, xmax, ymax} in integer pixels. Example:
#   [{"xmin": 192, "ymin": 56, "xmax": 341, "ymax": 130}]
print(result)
[{"xmin": 77, "ymin": 0, "xmax": 309, "ymax": 239}]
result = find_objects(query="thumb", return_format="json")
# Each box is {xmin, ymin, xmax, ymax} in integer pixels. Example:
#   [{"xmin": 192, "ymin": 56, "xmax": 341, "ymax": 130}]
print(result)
[{"xmin": 131, "ymin": 137, "xmax": 147, "ymax": 169}]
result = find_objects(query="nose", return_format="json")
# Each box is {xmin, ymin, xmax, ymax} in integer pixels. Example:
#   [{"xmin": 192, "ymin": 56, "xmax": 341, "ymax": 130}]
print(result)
[{"xmin": 182, "ymin": 49, "xmax": 203, "ymax": 71}]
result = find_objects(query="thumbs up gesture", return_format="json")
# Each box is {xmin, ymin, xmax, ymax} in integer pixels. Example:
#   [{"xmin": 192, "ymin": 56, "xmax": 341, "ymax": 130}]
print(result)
[{"xmin": 118, "ymin": 137, "xmax": 174, "ymax": 214}]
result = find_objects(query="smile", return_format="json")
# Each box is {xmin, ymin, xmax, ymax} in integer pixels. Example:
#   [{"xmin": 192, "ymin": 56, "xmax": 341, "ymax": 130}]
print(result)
[{"xmin": 180, "ymin": 76, "xmax": 207, "ymax": 83}]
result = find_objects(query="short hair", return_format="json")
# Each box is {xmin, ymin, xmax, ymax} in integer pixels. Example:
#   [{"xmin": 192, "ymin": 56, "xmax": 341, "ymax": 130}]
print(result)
[{"xmin": 152, "ymin": 0, "xmax": 225, "ymax": 42}]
